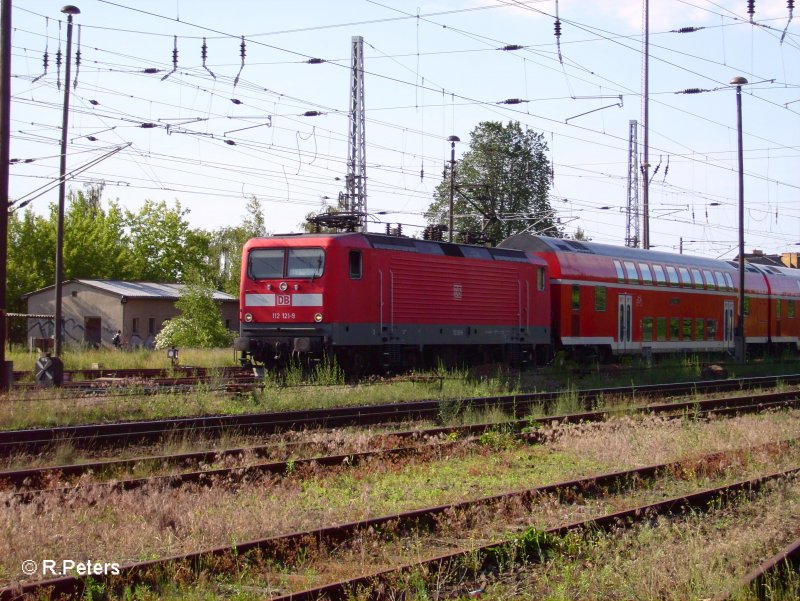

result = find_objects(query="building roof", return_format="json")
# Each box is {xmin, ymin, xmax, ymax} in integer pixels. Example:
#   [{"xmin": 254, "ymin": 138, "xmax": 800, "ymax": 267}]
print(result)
[{"xmin": 24, "ymin": 279, "xmax": 237, "ymax": 301}]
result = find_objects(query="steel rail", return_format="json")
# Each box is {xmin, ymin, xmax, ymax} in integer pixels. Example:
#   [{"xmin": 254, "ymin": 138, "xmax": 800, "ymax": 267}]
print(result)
[
  {"xmin": 715, "ymin": 536, "xmax": 800, "ymax": 601},
  {"xmin": 1, "ymin": 441, "xmax": 795, "ymax": 600},
  {"xmin": 0, "ymin": 383, "xmax": 797, "ymax": 459}
]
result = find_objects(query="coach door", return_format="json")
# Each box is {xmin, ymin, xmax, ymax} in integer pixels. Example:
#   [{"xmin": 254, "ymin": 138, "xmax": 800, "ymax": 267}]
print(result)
[
  {"xmin": 723, "ymin": 300, "xmax": 734, "ymax": 350},
  {"xmin": 618, "ymin": 294, "xmax": 633, "ymax": 352}
]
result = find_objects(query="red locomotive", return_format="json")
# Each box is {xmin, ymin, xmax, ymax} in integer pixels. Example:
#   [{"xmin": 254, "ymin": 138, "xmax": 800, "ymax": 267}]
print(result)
[
  {"xmin": 237, "ymin": 232, "xmax": 800, "ymax": 372},
  {"xmin": 236, "ymin": 232, "xmax": 551, "ymax": 372}
]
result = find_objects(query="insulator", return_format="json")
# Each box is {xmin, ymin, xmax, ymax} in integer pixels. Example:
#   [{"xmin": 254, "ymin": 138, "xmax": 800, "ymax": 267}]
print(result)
[
  {"xmin": 89, "ymin": 99, "xmax": 99, "ymax": 106},
  {"xmin": 385, "ymin": 223, "xmax": 391, "ymax": 235},
  {"xmin": 224, "ymin": 139, "xmax": 236, "ymax": 145},
  {"xmin": 86, "ymin": 136, "xmax": 97, "ymax": 141},
  {"xmin": 501, "ymin": 98, "xmax": 523, "ymax": 104},
  {"xmin": 501, "ymin": 44, "xmax": 523, "ymax": 51},
  {"xmin": 303, "ymin": 110, "xmax": 322, "ymax": 117},
  {"xmin": 201, "ymin": 39, "xmax": 208, "ymax": 61},
  {"xmin": 140, "ymin": 123, "xmax": 158, "ymax": 128},
  {"xmin": 307, "ymin": 58, "xmax": 324, "ymax": 64},
  {"xmin": 747, "ymin": 0, "xmax": 755, "ymax": 17},
  {"xmin": 674, "ymin": 26, "xmax": 702, "ymax": 33},
  {"xmin": 231, "ymin": 98, "xmax": 242, "ymax": 105},
  {"xmin": 143, "ymin": 68, "xmax": 160, "ymax": 74},
  {"xmin": 239, "ymin": 36, "xmax": 246, "ymax": 59},
  {"xmin": 397, "ymin": 224, "xmax": 402, "ymax": 236},
  {"xmin": 681, "ymin": 88, "xmax": 703, "ymax": 94},
  {"xmin": 554, "ymin": 19, "xmax": 562, "ymax": 37},
  {"xmin": 789, "ymin": 0, "xmax": 795, "ymax": 9}
]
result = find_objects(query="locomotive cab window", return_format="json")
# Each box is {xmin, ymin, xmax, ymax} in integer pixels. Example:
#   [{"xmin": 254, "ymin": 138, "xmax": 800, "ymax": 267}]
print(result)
[
  {"xmin": 287, "ymin": 248, "xmax": 325, "ymax": 278},
  {"xmin": 249, "ymin": 249, "xmax": 284, "ymax": 279},
  {"xmin": 349, "ymin": 250, "xmax": 362, "ymax": 279}
]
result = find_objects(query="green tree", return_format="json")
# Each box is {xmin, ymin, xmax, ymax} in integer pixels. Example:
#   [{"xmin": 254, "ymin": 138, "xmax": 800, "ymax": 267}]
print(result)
[
  {"xmin": 426, "ymin": 121, "xmax": 558, "ymax": 245},
  {"xmin": 154, "ymin": 277, "xmax": 234, "ymax": 348},
  {"xmin": 63, "ymin": 184, "xmax": 132, "ymax": 279},
  {"xmin": 207, "ymin": 196, "xmax": 267, "ymax": 295},
  {"xmin": 125, "ymin": 200, "xmax": 210, "ymax": 282}
]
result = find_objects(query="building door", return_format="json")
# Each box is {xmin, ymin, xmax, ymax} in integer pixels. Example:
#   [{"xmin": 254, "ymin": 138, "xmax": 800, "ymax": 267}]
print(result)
[
  {"xmin": 84, "ymin": 316, "xmax": 101, "ymax": 348},
  {"xmin": 618, "ymin": 294, "xmax": 633, "ymax": 352}
]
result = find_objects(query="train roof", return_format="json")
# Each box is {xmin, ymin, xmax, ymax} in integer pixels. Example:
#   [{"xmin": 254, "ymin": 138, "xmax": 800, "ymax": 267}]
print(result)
[
  {"xmin": 500, "ymin": 233, "xmax": 734, "ymax": 271},
  {"xmin": 251, "ymin": 232, "xmax": 546, "ymax": 265}
]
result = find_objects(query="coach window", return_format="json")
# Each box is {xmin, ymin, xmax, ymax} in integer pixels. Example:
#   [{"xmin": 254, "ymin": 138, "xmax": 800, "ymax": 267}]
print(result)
[
  {"xmin": 666, "ymin": 266, "xmax": 680, "ymax": 287},
  {"xmin": 287, "ymin": 248, "xmax": 325, "ymax": 278},
  {"xmin": 639, "ymin": 263, "xmax": 653, "ymax": 285},
  {"xmin": 790, "ymin": 300, "xmax": 796, "ymax": 319},
  {"xmin": 777, "ymin": 299, "xmax": 782, "ymax": 319},
  {"xmin": 656, "ymin": 317, "xmax": 667, "ymax": 341},
  {"xmin": 714, "ymin": 271, "xmax": 726, "ymax": 290},
  {"xmin": 682, "ymin": 318, "xmax": 693, "ymax": 340},
  {"xmin": 678, "ymin": 267, "xmax": 692, "ymax": 288},
  {"xmin": 624, "ymin": 261, "xmax": 639, "ymax": 283},
  {"xmin": 691, "ymin": 269, "xmax": 704, "ymax": 289},
  {"xmin": 744, "ymin": 297, "xmax": 750, "ymax": 316},
  {"xmin": 706, "ymin": 319, "xmax": 717, "ymax": 340},
  {"xmin": 702, "ymin": 270, "xmax": 716, "ymax": 290},
  {"xmin": 695, "ymin": 318, "xmax": 705, "ymax": 339},
  {"xmin": 595, "ymin": 286, "xmax": 607, "ymax": 312},
  {"xmin": 613, "ymin": 260, "xmax": 625, "ymax": 283},
  {"xmin": 724, "ymin": 272, "xmax": 735, "ymax": 290},
  {"xmin": 653, "ymin": 264, "xmax": 667, "ymax": 286},
  {"xmin": 537, "ymin": 267, "xmax": 545, "ymax": 291},
  {"xmin": 642, "ymin": 317, "xmax": 654, "ymax": 342},
  {"xmin": 571, "ymin": 285, "xmax": 581, "ymax": 310},
  {"xmin": 349, "ymin": 250, "xmax": 362, "ymax": 279},
  {"xmin": 670, "ymin": 317, "xmax": 680, "ymax": 341}
]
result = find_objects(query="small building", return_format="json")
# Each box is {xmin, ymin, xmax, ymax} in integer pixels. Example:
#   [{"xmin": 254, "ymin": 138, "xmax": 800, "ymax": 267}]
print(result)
[{"xmin": 24, "ymin": 280, "xmax": 239, "ymax": 349}]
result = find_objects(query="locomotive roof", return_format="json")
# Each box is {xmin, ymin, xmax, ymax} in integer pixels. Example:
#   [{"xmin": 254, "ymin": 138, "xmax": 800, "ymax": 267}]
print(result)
[
  {"xmin": 262, "ymin": 232, "xmax": 542, "ymax": 264},
  {"xmin": 499, "ymin": 233, "xmax": 734, "ymax": 271}
]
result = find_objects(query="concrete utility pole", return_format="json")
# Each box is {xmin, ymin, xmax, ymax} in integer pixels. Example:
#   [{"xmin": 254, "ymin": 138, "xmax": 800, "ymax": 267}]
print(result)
[
  {"xmin": 0, "ymin": 0, "xmax": 11, "ymax": 391},
  {"xmin": 53, "ymin": 5, "xmax": 80, "ymax": 357},
  {"xmin": 732, "ymin": 75, "xmax": 748, "ymax": 364}
]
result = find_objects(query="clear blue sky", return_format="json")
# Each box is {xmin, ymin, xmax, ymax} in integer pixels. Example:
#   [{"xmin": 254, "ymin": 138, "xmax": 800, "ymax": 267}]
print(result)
[{"xmin": 9, "ymin": 1, "xmax": 800, "ymax": 259}]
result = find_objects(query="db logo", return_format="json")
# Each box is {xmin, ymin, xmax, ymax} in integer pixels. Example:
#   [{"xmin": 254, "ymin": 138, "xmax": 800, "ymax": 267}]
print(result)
[{"xmin": 276, "ymin": 295, "xmax": 291, "ymax": 306}]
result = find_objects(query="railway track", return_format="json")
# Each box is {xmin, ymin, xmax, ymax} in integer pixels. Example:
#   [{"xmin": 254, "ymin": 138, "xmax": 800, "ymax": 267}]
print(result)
[
  {"xmin": 2, "ymin": 374, "xmax": 800, "ymax": 457},
  {"xmin": 2, "ymin": 392, "xmax": 798, "ymax": 498},
  {"xmin": 2, "ymin": 440, "xmax": 795, "ymax": 600}
]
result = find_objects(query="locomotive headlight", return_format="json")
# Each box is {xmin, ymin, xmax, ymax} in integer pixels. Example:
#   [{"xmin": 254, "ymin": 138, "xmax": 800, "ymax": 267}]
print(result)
[
  {"xmin": 279, "ymin": 281, "xmax": 288, "ymax": 291},
  {"xmin": 314, "ymin": 313, "xmax": 323, "ymax": 323},
  {"xmin": 244, "ymin": 313, "xmax": 253, "ymax": 323}
]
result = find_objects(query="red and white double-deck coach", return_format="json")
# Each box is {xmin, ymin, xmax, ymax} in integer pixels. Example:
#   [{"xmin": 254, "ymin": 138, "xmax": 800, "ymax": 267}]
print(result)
[
  {"xmin": 236, "ymin": 232, "xmax": 551, "ymax": 371},
  {"xmin": 501, "ymin": 233, "xmax": 800, "ymax": 357}
]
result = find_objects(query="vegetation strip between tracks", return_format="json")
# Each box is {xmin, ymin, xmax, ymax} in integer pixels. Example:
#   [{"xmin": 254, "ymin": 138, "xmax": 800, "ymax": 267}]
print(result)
[
  {"xmin": 2, "ymin": 439, "xmax": 796, "ymax": 600},
  {"xmin": 2, "ymin": 376, "xmax": 800, "ymax": 456},
  {"xmin": 2, "ymin": 393, "xmax": 797, "ymax": 494},
  {"xmin": 715, "ymin": 536, "xmax": 800, "ymax": 601}
]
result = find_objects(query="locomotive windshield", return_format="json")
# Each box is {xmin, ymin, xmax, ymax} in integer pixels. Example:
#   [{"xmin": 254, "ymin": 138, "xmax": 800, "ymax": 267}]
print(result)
[{"xmin": 248, "ymin": 247, "xmax": 325, "ymax": 279}]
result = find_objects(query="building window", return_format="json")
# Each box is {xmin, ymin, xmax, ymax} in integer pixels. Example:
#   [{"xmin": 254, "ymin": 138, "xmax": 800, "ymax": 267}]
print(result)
[
  {"xmin": 148, "ymin": 318, "xmax": 155, "ymax": 334},
  {"xmin": 571, "ymin": 285, "xmax": 580, "ymax": 310},
  {"xmin": 132, "ymin": 318, "xmax": 139, "ymax": 333},
  {"xmin": 594, "ymin": 286, "xmax": 607, "ymax": 312}
]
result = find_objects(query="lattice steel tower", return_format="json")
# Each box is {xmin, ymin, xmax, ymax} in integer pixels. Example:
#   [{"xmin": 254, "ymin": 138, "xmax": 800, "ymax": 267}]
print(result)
[
  {"xmin": 346, "ymin": 35, "xmax": 367, "ymax": 231},
  {"xmin": 625, "ymin": 120, "xmax": 640, "ymax": 248}
]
